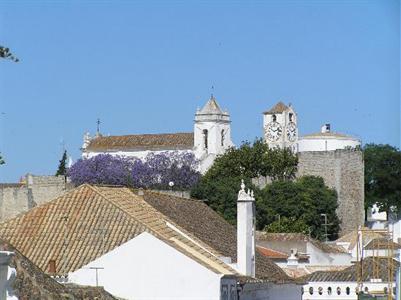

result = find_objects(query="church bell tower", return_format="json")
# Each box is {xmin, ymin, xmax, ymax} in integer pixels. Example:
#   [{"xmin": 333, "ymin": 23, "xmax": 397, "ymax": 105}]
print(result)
[
  {"xmin": 194, "ymin": 95, "xmax": 233, "ymax": 172},
  {"xmin": 263, "ymin": 101, "xmax": 298, "ymax": 151}
]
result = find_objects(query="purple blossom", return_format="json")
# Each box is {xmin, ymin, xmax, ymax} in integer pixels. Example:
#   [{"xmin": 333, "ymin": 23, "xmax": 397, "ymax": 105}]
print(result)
[{"xmin": 68, "ymin": 152, "xmax": 200, "ymax": 190}]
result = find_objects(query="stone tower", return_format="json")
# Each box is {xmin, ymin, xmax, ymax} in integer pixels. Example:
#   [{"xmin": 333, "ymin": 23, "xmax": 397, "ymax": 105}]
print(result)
[
  {"xmin": 263, "ymin": 101, "xmax": 298, "ymax": 151},
  {"xmin": 194, "ymin": 95, "xmax": 233, "ymax": 173}
]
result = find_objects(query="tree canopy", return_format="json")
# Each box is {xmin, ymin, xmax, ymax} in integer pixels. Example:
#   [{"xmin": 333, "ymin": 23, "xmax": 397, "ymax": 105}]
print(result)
[
  {"xmin": 191, "ymin": 140, "xmax": 340, "ymax": 240},
  {"xmin": 56, "ymin": 150, "xmax": 68, "ymax": 176},
  {"xmin": 257, "ymin": 176, "xmax": 340, "ymax": 240},
  {"xmin": 364, "ymin": 143, "xmax": 401, "ymax": 218},
  {"xmin": 68, "ymin": 152, "xmax": 201, "ymax": 190},
  {"xmin": 0, "ymin": 154, "xmax": 4, "ymax": 165}
]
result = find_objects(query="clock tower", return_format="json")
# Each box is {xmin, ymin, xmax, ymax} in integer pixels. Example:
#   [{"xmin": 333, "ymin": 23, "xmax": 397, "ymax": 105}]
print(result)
[{"xmin": 263, "ymin": 101, "xmax": 298, "ymax": 151}]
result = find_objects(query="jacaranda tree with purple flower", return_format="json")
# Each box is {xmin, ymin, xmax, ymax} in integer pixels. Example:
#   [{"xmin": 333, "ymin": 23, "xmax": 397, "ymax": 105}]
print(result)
[{"xmin": 68, "ymin": 152, "xmax": 201, "ymax": 190}]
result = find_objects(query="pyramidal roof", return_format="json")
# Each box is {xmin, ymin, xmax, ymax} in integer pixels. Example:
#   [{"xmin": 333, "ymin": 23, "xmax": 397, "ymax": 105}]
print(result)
[
  {"xmin": 263, "ymin": 101, "xmax": 289, "ymax": 114},
  {"xmin": 197, "ymin": 95, "xmax": 225, "ymax": 115}
]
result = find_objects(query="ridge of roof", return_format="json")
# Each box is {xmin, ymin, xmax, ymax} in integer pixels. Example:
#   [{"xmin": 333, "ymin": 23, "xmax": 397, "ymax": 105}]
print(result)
[
  {"xmin": 302, "ymin": 257, "xmax": 399, "ymax": 282},
  {"xmin": 141, "ymin": 190, "xmax": 293, "ymax": 283},
  {"xmin": 256, "ymin": 232, "xmax": 347, "ymax": 254},
  {"xmin": 263, "ymin": 101, "xmax": 289, "ymax": 114},
  {"xmin": 0, "ymin": 184, "xmax": 237, "ymax": 277},
  {"xmin": 86, "ymin": 132, "xmax": 194, "ymax": 152}
]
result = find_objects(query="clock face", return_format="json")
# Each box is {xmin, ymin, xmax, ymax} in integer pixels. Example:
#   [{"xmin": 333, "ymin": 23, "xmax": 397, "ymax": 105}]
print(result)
[
  {"xmin": 265, "ymin": 122, "xmax": 283, "ymax": 142},
  {"xmin": 286, "ymin": 122, "xmax": 297, "ymax": 142}
]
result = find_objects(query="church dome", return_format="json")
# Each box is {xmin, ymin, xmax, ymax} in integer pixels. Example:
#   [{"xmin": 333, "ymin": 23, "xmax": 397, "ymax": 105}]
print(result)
[{"xmin": 297, "ymin": 124, "xmax": 361, "ymax": 152}]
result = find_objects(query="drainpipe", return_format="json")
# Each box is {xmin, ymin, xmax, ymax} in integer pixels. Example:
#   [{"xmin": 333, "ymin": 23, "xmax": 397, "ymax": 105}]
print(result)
[{"xmin": 396, "ymin": 249, "xmax": 401, "ymax": 300}]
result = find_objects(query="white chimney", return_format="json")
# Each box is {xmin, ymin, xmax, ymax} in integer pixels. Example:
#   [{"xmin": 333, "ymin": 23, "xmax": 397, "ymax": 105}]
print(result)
[
  {"xmin": 287, "ymin": 248, "xmax": 299, "ymax": 268},
  {"xmin": 237, "ymin": 180, "xmax": 256, "ymax": 277}
]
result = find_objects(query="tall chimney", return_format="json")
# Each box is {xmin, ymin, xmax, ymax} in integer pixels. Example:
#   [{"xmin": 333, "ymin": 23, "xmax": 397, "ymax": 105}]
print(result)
[{"xmin": 237, "ymin": 180, "xmax": 255, "ymax": 277}]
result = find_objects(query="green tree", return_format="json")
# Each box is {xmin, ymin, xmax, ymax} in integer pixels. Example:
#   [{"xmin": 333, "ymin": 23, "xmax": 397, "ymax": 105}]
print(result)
[
  {"xmin": 0, "ymin": 154, "xmax": 4, "ymax": 165},
  {"xmin": 257, "ymin": 176, "xmax": 340, "ymax": 240},
  {"xmin": 191, "ymin": 139, "xmax": 298, "ymax": 224},
  {"xmin": 364, "ymin": 144, "xmax": 401, "ymax": 218},
  {"xmin": 204, "ymin": 138, "xmax": 298, "ymax": 181},
  {"xmin": 264, "ymin": 216, "xmax": 309, "ymax": 234},
  {"xmin": 56, "ymin": 150, "xmax": 68, "ymax": 176}
]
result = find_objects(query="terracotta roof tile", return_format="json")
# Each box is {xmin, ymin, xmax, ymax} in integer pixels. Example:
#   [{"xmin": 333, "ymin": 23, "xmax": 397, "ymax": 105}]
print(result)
[
  {"xmin": 141, "ymin": 190, "xmax": 292, "ymax": 283},
  {"xmin": 303, "ymin": 257, "xmax": 398, "ymax": 282},
  {"xmin": 86, "ymin": 132, "xmax": 194, "ymax": 151},
  {"xmin": 256, "ymin": 246, "xmax": 288, "ymax": 259},
  {"xmin": 256, "ymin": 232, "xmax": 348, "ymax": 254},
  {"xmin": 263, "ymin": 102, "xmax": 289, "ymax": 114},
  {"xmin": 0, "ymin": 185, "xmax": 236, "ymax": 277}
]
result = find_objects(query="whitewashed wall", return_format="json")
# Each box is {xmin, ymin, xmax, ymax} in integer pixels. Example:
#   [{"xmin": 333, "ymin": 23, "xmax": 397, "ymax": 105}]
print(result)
[
  {"xmin": 302, "ymin": 282, "xmax": 393, "ymax": 300},
  {"xmin": 239, "ymin": 282, "xmax": 301, "ymax": 300},
  {"xmin": 69, "ymin": 232, "xmax": 222, "ymax": 300},
  {"xmin": 297, "ymin": 137, "xmax": 360, "ymax": 152},
  {"xmin": 307, "ymin": 244, "xmax": 352, "ymax": 266}
]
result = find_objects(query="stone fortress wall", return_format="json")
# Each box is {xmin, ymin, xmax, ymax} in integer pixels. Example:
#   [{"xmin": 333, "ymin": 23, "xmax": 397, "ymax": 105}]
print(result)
[
  {"xmin": 0, "ymin": 174, "xmax": 71, "ymax": 222},
  {"xmin": 297, "ymin": 149, "xmax": 364, "ymax": 235}
]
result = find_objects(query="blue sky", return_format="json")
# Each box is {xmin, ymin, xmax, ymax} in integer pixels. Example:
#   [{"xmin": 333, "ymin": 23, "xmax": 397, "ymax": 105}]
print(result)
[{"xmin": 0, "ymin": 0, "xmax": 399, "ymax": 182}]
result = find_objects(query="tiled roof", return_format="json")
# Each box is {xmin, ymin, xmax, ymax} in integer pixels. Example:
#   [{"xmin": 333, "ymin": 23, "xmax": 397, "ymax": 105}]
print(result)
[
  {"xmin": 141, "ymin": 191, "xmax": 292, "ymax": 283},
  {"xmin": 303, "ymin": 257, "xmax": 398, "ymax": 282},
  {"xmin": 336, "ymin": 228, "xmax": 385, "ymax": 250},
  {"xmin": 0, "ymin": 239, "xmax": 117, "ymax": 299},
  {"xmin": 256, "ymin": 232, "xmax": 348, "ymax": 254},
  {"xmin": 263, "ymin": 102, "xmax": 289, "ymax": 114},
  {"xmin": 0, "ymin": 185, "xmax": 236, "ymax": 277},
  {"xmin": 85, "ymin": 132, "xmax": 194, "ymax": 151},
  {"xmin": 364, "ymin": 238, "xmax": 401, "ymax": 250},
  {"xmin": 256, "ymin": 246, "xmax": 288, "ymax": 259}
]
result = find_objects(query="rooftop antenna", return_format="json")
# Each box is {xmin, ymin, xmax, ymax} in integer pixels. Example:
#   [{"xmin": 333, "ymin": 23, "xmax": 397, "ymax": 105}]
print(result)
[{"xmin": 211, "ymin": 85, "xmax": 214, "ymax": 98}]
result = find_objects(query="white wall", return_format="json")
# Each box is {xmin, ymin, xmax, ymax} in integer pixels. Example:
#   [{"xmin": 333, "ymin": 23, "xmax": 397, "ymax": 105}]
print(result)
[
  {"xmin": 297, "ymin": 138, "xmax": 360, "ymax": 152},
  {"xmin": 307, "ymin": 244, "xmax": 352, "ymax": 266},
  {"xmin": 83, "ymin": 149, "xmax": 192, "ymax": 160},
  {"xmin": 302, "ymin": 282, "xmax": 393, "ymax": 300},
  {"xmin": 239, "ymin": 282, "xmax": 301, "ymax": 300},
  {"xmin": 69, "ymin": 232, "xmax": 222, "ymax": 300}
]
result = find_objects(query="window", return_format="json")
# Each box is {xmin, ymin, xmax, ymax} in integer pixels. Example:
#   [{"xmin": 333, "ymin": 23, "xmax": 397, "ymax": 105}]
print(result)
[
  {"xmin": 289, "ymin": 113, "xmax": 293, "ymax": 122},
  {"xmin": 384, "ymin": 287, "xmax": 388, "ymax": 294},
  {"xmin": 301, "ymin": 287, "xmax": 304, "ymax": 295},
  {"xmin": 309, "ymin": 287, "xmax": 313, "ymax": 295},
  {"xmin": 346, "ymin": 287, "xmax": 350, "ymax": 295},
  {"xmin": 337, "ymin": 287, "xmax": 341, "ymax": 295},
  {"xmin": 221, "ymin": 129, "xmax": 225, "ymax": 147},
  {"xmin": 272, "ymin": 114, "xmax": 277, "ymax": 122},
  {"xmin": 327, "ymin": 287, "xmax": 332, "ymax": 295},
  {"xmin": 318, "ymin": 287, "xmax": 323, "ymax": 295},
  {"xmin": 203, "ymin": 129, "xmax": 208, "ymax": 150}
]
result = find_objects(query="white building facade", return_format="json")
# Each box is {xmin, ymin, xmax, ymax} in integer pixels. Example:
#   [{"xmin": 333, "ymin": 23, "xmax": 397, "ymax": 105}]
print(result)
[{"xmin": 82, "ymin": 95, "xmax": 233, "ymax": 174}]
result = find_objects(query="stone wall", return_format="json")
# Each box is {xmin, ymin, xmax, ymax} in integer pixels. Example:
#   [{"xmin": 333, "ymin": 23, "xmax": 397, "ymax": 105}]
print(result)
[
  {"xmin": 0, "ymin": 175, "xmax": 72, "ymax": 222},
  {"xmin": 297, "ymin": 149, "xmax": 364, "ymax": 235}
]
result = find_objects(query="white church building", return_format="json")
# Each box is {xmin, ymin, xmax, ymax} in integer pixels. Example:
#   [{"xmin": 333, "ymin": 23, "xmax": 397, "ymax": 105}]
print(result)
[{"xmin": 82, "ymin": 95, "xmax": 234, "ymax": 173}]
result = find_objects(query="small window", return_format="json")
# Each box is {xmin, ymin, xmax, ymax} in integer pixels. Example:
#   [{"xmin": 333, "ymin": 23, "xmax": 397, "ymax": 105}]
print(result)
[
  {"xmin": 221, "ymin": 129, "xmax": 225, "ymax": 147},
  {"xmin": 346, "ymin": 287, "xmax": 350, "ymax": 295},
  {"xmin": 203, "ymin": 129, "xmax": 208, "ymax": 150},
  {"xmin": 337, "ymin": 287, "xmax": 341, "ymax": 295},
  {"xmin": 309, "ymin": 287, "xmax": 313, "ymax": 295},
  {"xmin": 272, "ymin": 114, "xmax": 277, "ymax": 122},
  {"xmin": 289, "ymin": 113, "xmax": 293, "ymax": 122},
  {"xmin": 301, "ymin": 287, "xmax": 304, "ymax": 295},
  {"xmin": 318, "ymin": 287, "xmax": 323, "ymax": 295},
  {"xmin": 327, "ymin": 287, "xmax": 332, "ymax": 295},
  {"xmin": 384, "ymin": 287, "xmax": 388, "ymax": 294}
]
